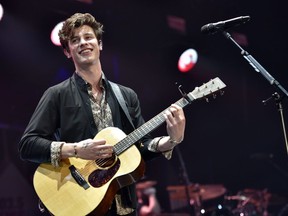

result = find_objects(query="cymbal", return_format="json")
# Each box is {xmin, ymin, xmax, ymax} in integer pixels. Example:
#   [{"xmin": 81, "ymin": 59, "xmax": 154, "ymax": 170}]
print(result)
[
  {"xmin": 136, "ymin": 180, "xmax": 157, "ymax": 190},
  {"xmin": 227, "ymin": 189, "xmax": 288, "ymax": 207},
  {"xmin": 167, "ymin": 184, "xmax": 227, "ymax": 201},
  {"xmin": 231, "ymin": 188, "xmax": 270, "ymax": 206}
]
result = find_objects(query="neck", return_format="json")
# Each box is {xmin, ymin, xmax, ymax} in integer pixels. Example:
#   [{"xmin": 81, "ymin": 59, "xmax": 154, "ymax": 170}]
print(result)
[{"xmin": 76, "ymin": 62, "xmax": 102, "ymax": 88}]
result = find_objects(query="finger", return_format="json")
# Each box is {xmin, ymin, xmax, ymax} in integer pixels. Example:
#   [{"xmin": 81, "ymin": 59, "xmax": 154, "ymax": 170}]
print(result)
[
  {"xmin": 100, "ymin": 148, "xmax": 114, "ymax": 154},
  {"xmin": 169, "ymin": 106, "xmax": 178, "ymax": 113},
  {"xmin": 170, "ymin": 104, "xmax": 181, "ymax": 111},
  {"xmin": 93, "ymin": 139, "xmax": 106, "ymax": 145},
  {"xmin": 96, "ymin": 150, "xmax": 113, "ymax": 158},
  {"xmin": 168, "ymin": 108, "xmax": 180, "ymax": 119},
  {"xmin": 171, "ymin": 104, "xmax": 184, "ymax": 114},
  {"xmin": 168, "ymin": 105, "xmax": 182, "ymax": 117},
  {"xmin": 165, "ymin": 114, "xmax": 175, "ymax": 128}
]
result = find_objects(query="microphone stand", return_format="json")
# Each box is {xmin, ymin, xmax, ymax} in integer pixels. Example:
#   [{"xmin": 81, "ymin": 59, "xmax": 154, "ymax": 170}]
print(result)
[{"xmin": 222, "ymin": 31, "xmax": 288, "ymax": 156}]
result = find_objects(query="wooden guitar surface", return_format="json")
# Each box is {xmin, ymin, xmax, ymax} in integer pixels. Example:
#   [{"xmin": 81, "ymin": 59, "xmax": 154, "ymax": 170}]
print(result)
[{"xmin": 33, "ymin": 127, "xmax": 145, "ymax": 216}]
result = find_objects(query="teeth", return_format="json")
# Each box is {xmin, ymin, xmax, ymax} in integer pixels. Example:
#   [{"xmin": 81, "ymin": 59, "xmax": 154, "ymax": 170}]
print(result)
[{"xmin": 80, "ymin": 49, "xmax": 91, "ymax": 54}]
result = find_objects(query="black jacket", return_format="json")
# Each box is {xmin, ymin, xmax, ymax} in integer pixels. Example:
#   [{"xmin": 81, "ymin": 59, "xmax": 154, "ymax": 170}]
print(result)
[{"xmin": 19, "ymin": 72, "xmax": 160, "ymax": 214}]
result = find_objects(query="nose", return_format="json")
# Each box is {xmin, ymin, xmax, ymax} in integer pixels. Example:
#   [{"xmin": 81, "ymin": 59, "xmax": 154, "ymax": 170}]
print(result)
[{"xmin": 79, "ymin": 37, "xmax": 88, "ymax": 46}]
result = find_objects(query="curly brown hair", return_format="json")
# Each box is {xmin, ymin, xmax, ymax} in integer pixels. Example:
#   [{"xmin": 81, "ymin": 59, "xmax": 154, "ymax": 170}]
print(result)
[{"xmin": 58, "ymin": 13, "xmax": 104, "ymax": 51}]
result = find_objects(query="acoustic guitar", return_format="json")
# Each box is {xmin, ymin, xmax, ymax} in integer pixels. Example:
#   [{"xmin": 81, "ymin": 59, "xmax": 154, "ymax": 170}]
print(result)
[{"xmin": 33, "ymin": 77, "xmax": 226, "ymax": 216}]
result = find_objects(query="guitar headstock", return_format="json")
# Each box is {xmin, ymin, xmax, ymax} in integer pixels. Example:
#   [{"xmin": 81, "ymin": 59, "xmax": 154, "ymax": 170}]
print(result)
[{"xmin": 187, "ymin": 77, "xmax": 226, "ymax": 101}]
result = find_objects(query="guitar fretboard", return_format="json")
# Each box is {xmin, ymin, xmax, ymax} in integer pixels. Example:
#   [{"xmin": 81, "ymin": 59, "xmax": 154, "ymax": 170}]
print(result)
[{"xmin": 113, "ymin": 97, "xmax": 192, "ymax": 155}]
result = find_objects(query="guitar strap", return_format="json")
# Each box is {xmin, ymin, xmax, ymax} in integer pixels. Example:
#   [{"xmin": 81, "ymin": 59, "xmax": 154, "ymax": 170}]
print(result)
[
  {"xmin": 109, "ymin": 81, "xmax": 141, "ymax": 208},
  {"xmin": 109, "ymin": 81, "xmax": 135, "ymax": 130}
]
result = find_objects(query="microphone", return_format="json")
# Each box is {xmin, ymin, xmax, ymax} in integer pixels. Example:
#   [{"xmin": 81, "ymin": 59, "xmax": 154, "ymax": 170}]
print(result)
[{"xmin": 201, "ymin": 16, "xmax": 250, "ymax": 35}]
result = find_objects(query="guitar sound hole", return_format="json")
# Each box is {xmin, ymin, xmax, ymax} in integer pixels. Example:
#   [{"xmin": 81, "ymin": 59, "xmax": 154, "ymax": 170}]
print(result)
[
  {"xmin": 95, "ymin": 156, "xmax": 116, "ymax": 169},
  {"xmin": 88, "ymin": 158, "xmax": 120, "ymax": 188}
]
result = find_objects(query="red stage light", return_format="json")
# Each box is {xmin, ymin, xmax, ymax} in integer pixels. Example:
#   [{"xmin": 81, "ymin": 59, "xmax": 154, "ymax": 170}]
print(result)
[
  {"xmin": 0, "ymin": 4, "xmax": 4, "ymax": 21},
  {"xmin": 50, "ymin": 22, "xmax": 64, "ymax": 46},
  {"xmin": 178, "ymin": 48, "xmax": 198, "ymax": 73}
]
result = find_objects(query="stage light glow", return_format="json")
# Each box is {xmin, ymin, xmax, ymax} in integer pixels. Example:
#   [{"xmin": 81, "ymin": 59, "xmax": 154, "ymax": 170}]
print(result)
[
  {"xmin": 0, "ymin": 4, "xmax": 4, "ymax": 21},
  {"xmin": 51, "ymin": 21, "xmax": 64, "ymax": 46},
  {"xmin": 178, "ymin": 48, "xmax": 198, "ymax": 73}
]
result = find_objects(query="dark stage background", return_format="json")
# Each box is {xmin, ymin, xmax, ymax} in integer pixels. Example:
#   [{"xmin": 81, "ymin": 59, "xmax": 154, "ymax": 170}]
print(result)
[{"xmin": 1, "ymin": 0, "xmax": 288, "ymax": 215}]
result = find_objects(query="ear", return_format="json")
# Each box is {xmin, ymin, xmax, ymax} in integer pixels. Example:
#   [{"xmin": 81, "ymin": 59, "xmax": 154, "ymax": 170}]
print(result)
[
  {"xmin": 99, "ymin": 40, "xmax": 103, "ymax": 51},
  {"xmin": 64, "ymin": 49, "xmax": 71, "ymax": 58}
]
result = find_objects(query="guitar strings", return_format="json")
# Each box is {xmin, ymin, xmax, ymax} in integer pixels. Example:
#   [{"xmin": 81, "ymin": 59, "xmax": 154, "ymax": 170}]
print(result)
[
  {"xmin": 79, "ymin": 98, "xmax": 185, "ymax": 175},
  {"xmin": 79, "ymin": 104, "xmax": 184, "ymax": 175},
  {"xmin": 79, "ymin": 158, "xmax": 115, "ymax": 176}
]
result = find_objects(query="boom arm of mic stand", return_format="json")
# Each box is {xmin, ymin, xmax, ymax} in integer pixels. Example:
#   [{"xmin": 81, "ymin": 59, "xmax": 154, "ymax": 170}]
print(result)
[
  {"xmin": 221, "ymin": 31, "xmax": 288, "ymax": 155},
  {"xmin": 222, "ymin": 31, "xmax": 288, "ymax": 97}
]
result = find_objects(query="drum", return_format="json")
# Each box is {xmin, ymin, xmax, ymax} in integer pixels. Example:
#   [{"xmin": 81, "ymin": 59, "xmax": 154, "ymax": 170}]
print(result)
[{"xmin": 166, "ymin": 184, "xmax": 227, "ymax": 215}]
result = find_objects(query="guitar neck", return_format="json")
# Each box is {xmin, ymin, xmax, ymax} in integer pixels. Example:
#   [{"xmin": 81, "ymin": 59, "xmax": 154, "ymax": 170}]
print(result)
[
  {"xmin": 114, "ymin": 96, "xmax": 193, "ymax": 155},
  {"xmin": 113, "ymin": 77, "xmax": 227, "ymax": 155}
]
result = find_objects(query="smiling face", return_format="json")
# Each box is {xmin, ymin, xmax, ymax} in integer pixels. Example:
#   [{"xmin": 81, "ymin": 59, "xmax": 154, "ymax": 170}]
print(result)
[{"xmin": 65, "ymin": 25, "xmax": 102, "ymax": 70}]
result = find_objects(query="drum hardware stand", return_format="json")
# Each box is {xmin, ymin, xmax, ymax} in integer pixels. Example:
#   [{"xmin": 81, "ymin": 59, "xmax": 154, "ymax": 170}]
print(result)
[
  {"xmin": 174, "ymin": 146, "xmax": 202, "ymax": 216},
  {"xmin": 221, "ymin": 30, "xmax": 288, "ymax": 156},
  {"xmin": 262, "ymin": 92, "xmax": 288, "ymax": 153},
  {"xmin": 175, "ymin": 83, "xmax": 201, "ymax": 215}
]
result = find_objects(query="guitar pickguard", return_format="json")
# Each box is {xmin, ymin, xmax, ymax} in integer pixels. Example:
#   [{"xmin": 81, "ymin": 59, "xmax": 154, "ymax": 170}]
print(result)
[{"xmin": 88, "ymin": 159, "xmax": 120, "ymax": 187}]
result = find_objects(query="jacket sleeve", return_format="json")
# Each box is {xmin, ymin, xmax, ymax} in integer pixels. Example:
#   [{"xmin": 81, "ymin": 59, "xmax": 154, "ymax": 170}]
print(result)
[{"xmin": 18, "ymin": 87, "xmax": 60, "ymax": 164}]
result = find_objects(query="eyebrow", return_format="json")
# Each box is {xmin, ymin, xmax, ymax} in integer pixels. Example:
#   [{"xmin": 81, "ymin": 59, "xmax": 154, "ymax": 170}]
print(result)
[{"xmin": 72, "ymin": 32, "xmax": 95, "ymax": 37}]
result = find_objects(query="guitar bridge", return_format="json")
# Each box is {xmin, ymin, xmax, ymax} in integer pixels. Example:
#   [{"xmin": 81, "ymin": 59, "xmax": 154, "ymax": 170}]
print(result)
[{"xmin": 69, "ymin": 165, "xmax": 90, "ymax": 190}]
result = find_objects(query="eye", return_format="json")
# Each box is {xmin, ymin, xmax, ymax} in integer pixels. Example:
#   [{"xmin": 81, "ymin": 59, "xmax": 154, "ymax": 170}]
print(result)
[
  {"xmin": 71, "ymin": 38, "xmax": 79, "ymax": 44},
  {"xmin": 86, "ymin": 35, "xmax": 94, "ymax": 40}
]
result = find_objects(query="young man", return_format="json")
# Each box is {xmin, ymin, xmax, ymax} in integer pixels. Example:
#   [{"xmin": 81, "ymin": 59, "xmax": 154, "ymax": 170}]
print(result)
[{"xmin": 19, "ymin": 13, "xmax": 186, "ymax": 215}]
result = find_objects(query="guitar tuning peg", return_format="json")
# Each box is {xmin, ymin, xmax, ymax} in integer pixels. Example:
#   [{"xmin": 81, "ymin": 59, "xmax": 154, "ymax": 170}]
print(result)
[
  {"xmin": 220, "ymin": 90, "xmax": 225, "ymax": 96},
  {"xmin": 213, "ymin": 94, "xmax": 217, "ymax": 99},
  {"xmin": 205, "ymin": 97, "xmax": 209, "ymax": 102}
]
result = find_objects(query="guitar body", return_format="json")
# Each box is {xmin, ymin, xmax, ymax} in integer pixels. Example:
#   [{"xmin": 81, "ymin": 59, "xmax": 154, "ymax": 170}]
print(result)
[{"xmin": 33, "ymin": 127, "xmax": 145, "ymax": 216}]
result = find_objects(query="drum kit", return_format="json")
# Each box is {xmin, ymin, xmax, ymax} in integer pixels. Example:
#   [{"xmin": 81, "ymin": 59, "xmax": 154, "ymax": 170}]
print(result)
[
  {"xmin": 135, "ymin": 180, "xmax": 288, "ymax": 216},
  {"xmin": 223, "ymin": 188, "xmax": 288, "ymax": 216}
]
